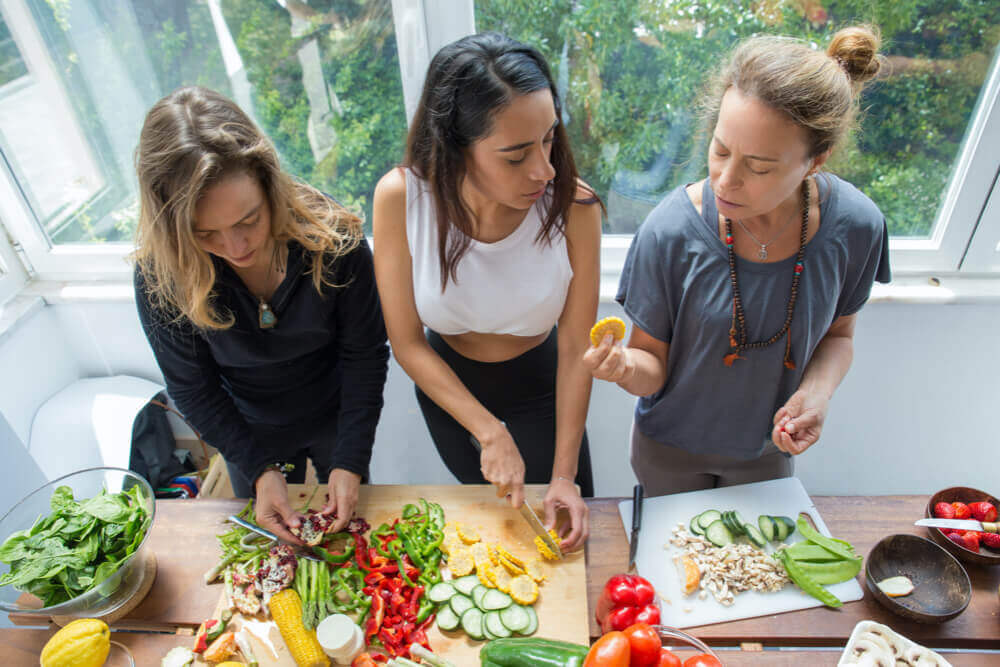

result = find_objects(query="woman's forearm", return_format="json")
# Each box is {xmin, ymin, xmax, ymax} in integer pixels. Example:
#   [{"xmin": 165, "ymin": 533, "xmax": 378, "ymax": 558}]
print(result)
[
  {"xmin": 799, "ymin": 334, "xmax": 853, "ymax": 399},
  {"xmin": 553, "ymin": 338, "xmax": 592, "ymax": 481},
  {"xmin": 617, "ymin": 346, "xmax": 668, "ymax": 397}
]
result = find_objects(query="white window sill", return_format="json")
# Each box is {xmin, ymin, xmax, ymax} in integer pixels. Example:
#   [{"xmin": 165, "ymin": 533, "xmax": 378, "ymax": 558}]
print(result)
[{"xmin": 2, "ymin": 273, "xmax": 998, "ymax": 341}]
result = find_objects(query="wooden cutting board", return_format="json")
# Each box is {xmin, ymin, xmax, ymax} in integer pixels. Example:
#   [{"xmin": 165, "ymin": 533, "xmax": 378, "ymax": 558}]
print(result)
[
  {"xmin": 618, "ymin": 477, "xmax": 864, "ymax": 629},
  {"xmin": 213, "ymin": 484, "xmax": 589, "ymax": 666}
]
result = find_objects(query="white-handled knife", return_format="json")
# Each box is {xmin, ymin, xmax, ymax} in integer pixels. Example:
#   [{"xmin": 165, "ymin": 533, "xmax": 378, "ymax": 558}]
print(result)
[
  {"xmin": 469, "ymin": 434, "xmax": 563, "ymax": 559},
  {"xmin": 915, "ymin": 518, "xmax": 999, "ymax": 533}
]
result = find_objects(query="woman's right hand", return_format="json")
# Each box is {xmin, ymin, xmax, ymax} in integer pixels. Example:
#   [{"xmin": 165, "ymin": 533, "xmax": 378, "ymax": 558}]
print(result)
[
  {"xmin": 478, "ymin": 426, "xmax": 527, "ymax": 509},
  {"xmin": 254, "ymin": 470, "xmax": 306, "ymax": 545},
  {"xmin": 583, "ymin": 334, "xmax": 634, "ymax": 384}
]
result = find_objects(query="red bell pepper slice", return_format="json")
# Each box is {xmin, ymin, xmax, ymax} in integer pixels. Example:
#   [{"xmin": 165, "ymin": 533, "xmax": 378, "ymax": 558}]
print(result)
[{"xmin": 364, "ymin": 591, "xmax": 385, "ymax": 641}]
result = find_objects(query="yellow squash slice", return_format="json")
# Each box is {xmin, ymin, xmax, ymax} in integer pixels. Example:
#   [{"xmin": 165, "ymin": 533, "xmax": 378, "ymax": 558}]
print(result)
[
  {"xmin": 447, "ymin": 548, "xmax": 475, "ymax": 577},
  {"xmin": 477, "ymin": 562, "xmax": 496, "ymax": 589},
  {"xmin": 496, "ymin": 546, "xmax": 525, "ymax": 569},
  {"xmin": 457, "ymin": 524, "xmax": 481, "ymax": 544},
  {"xmin": 589, "ymin": 316, "xmax": 626, "ymax": 346},
  {"xmin": 509, "ymin": 574, "xmax": 539, "ymax": 605},
  {"xmin": 524, "ymin": 559, "xmax": 547, "ymax": 583},
  {"xmin": 488, "ymin": 563, "xmax": 513, "ymax": 593}
]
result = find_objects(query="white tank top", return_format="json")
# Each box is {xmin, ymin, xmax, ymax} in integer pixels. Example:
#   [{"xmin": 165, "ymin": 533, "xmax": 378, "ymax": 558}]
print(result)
[{"xmin": 404, "ymin": 168, "xmax": 573, "ymax": 336}]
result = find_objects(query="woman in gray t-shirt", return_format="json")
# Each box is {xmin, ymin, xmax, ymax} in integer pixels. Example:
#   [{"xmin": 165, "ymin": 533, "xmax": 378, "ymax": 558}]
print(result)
[{"xmin": 584, "ymin": 26, "xmax": 891, "ymax": 495}]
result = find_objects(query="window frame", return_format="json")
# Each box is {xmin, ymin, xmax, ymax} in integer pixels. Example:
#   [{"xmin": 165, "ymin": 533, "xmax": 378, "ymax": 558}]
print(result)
[{"xmin": 0, "ymin": 0, "xmax": 997, "ymax": 286}]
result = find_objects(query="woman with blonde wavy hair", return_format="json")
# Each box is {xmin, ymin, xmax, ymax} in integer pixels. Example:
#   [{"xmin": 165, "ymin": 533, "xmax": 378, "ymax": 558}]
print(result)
[
  {"xmin": 134, "ymin": 86, "xmax": 388, "ymax": 542},
  {"xmin": 585, "ymin": 26, "xmax": 891, "ymax": 495}
]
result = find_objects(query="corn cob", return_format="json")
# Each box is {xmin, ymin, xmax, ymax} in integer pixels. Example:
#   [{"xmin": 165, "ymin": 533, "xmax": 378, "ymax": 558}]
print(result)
[{"xmin": 268, "ymin": 589, "xmax": 330, "ymax": 667}]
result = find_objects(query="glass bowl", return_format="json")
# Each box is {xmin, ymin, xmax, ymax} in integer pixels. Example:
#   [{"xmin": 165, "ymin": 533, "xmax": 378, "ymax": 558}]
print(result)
[
  {"xmin": 0, "ymin": 467, "xmax": 156, "ymax": 618},
  {"xmin": 655, "ymin": 625, "xmax": 722, "ymax": 660}
]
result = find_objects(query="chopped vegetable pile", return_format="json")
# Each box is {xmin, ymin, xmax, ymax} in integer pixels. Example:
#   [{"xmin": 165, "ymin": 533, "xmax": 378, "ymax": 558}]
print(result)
[{"xmin": 0, "ymin": 485, "xmax": 151, "ymax": 607}]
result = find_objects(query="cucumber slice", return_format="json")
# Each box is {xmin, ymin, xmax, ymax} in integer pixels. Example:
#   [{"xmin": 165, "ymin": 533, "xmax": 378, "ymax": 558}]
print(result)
[
  {"xmin": 697, "ymin": 510, "xmax": 722, "ymax": 530},
  {"xmin": 452, "ymin": 574, "xmax": 480, "ymax": 597},
  {"xmin": 518, "ymin": 605, "xmax": 539, "ymax": 636},
  {"xmin": 743, "ymin": 523, "xmax": 767, "ymax": 548},
  {"xmin": 460, "ymin": 607, "xmax": 484, "ymax": 640},
  {"xmin": 482, "ymin": 588, "xmax": 513, "ymax": 611},
  {"xmin": 721, "ymin": 511, "xmax": 743, "ymax": 535},
  {"xmin": 449, "ymin": 593, "xmax": 474, "ymax": 617},
  {"xmin": 704, "ymin": 520, "xmax": 733, "ymax": 547},
  {"xmin": 471, "ymin": 584, "xmax": 488, "ymax": 611},
  {"xmin": 498, "ymin": 604, "xmax": 531, "ymax": 633},
  {"xmin": 775, "ymin": 516, "xmax": 796, "ymax": 540},
  {"xmin": 758, "ymin": 515, "xmax": 776, "ymax": 542},
  {"xmin": 689, "ymin": 516, "xmax": 705, "ymax": 536},
  {"xmin": 485, "ymin": 611, "xmax": 512, "ymax": 638},
  {"xmin": 732, "ymin": 511, "xmax": 748, "ymax": 529},
  {"xmin": 427, "ymin": 582, "xmax": 456, "ymax": 603},
  {"xmin": 435, "ymin": 605, "xmax": 460, "ymax": 632},
  {"xmin": 483, "ymin": 624, "xmax": 499, "ymax": 641}
]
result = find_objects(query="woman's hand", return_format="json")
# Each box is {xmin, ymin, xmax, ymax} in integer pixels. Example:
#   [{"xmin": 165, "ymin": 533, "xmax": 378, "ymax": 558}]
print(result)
[
  {"xmin": 772, "ymin": 389, "xmax": 830, "ymax": 455},
  {"xmin": 321, "ymin": 468, "xmax": 362, "ymax": 533},
  {"xmin": 254, "ymin": 470, "xmax": 305, "ymax": 544},
  {"xmin": 543, "ymin": 477, "xmax": 589, "ymax": 553},
  {"xmin": 479, "ymin": 427, "xmax": 527, "ymax": 509},
  {"xmin": 582, "ymin": 334, "xmax": 634, "ymax": 384}
]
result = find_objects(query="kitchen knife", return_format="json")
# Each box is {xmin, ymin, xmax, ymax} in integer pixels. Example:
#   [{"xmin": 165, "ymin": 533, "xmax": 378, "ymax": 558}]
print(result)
[
  {"xmin": 628, "ymin": 484, "xmax": 643, "ymax": 571},
  {"xmin": 469, "ymin": 434, "xmax": 564, "ymax": 559},
  {"xmin": 227, "ymin": 514, "xmax": 280, "ymax": 542},
  {"xmin": 915, "ymin": 518, "xmax": 999, "ymax": 533}
]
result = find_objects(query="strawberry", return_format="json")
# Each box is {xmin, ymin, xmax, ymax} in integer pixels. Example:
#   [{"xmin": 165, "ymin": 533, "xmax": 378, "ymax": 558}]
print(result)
[
  {"xmin": 934, "ymin": 502, "xmax": 956, "ymax": 519},
  {"xmin": 947, "ymin": 532, "xmax": 966, "ymax": 549},
  {"xmin": 981, "ymin": 533, "xmax": 1000, "ymax": 550},
  {"xmin": 962, "ymin": 531, "xmax": 980, "ymax": 552},
  {"xmin": 951, "ymin": 502, "xmax": 972, "ymax": 520},
  {"xmin": 968, "ymin": 501, "xmax": 997, "ymax": 523}
]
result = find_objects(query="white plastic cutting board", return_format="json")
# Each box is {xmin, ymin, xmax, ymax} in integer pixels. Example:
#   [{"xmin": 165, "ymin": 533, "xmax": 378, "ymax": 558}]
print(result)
[{"xmin": 618, "ymin": 477, "xmax": 864, "ymax": 628}]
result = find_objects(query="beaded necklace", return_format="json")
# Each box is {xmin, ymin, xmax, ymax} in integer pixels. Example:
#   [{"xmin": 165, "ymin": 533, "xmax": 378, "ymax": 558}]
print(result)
[{"xmin": 722, "ymin": 180, "xmax": 809, "ymax": 369}]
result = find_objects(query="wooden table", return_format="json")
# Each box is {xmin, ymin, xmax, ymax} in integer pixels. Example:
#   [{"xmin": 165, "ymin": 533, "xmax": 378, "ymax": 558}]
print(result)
[{"xmin": 4, "ymin": 492, "xmax": 1000, "ymax": 665}]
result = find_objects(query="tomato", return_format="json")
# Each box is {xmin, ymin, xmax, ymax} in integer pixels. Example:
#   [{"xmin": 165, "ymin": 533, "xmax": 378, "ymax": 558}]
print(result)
[
  {"xmin": 623, "ymin": 623, "xmax": 660, "ymax": 667},
  {"xmin": 658, "ymin": 647, "xmax": 683, "ymax": 667},
  {"xmin": 584, "ymin": 631, "xmax": 631, "ymax": 667},
  {"xmin": 683, "ymin": 654, "xmax": 723, "ymax": 667}
]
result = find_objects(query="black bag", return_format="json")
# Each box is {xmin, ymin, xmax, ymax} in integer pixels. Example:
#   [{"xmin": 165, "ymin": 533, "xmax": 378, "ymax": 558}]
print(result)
[{"xmin": 129, "ymin": 391, "xmax": 195, "ymax": 492}]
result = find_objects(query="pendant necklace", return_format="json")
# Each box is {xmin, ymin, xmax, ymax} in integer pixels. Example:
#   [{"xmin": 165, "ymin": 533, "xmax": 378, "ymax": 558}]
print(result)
[
  {"xmin": 258, "ymin": 299, "xmax": 277, "ymax": 329},
  {"xmin": 734, "ymin": 206, "xmax": 799, "ymax": 261}
]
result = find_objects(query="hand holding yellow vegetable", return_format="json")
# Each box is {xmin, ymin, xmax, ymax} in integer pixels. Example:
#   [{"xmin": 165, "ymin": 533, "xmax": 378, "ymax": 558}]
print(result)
[{"xmin": 583, "ymin": 317, "xmax": 634, "ymax": 384}]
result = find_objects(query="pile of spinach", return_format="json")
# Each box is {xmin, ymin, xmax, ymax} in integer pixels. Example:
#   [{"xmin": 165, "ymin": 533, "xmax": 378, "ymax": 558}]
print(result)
[{"xmin": 0, "ymin": 485, "xmax": 151, "ymax": 607}]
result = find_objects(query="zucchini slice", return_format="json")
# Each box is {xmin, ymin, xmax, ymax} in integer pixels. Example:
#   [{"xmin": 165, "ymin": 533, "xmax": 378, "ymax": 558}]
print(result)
[
  {"xmin": 482, "ymin": 588, "xmax": 513, "ymax": 611},
  {"xmin": 449, "ymin": 593, "xmax": 474, "ymax": 617},
  {"xmin": 435, "ymin": 605, "xmax": 461, "ymax": 632},
  {"xmin": 697, "ymin": 510, "xmax": 722, "ymax": 530},
  {"xmin": 704, "ymin": 520, "xmax": 733, "ymax": 547},
  {"xmin": 461, "ymin": 607, "xmax": 485, "ymax": 640},
  {"xmin": 743, "ymin": 523, "xmax": 767, "ymax": 548},
  {"xmin": 775, "ymin": 516, "xmax": 796, "ymax": 541},
  {"xmin": 517, "ymin": 605, "xmax": 539, "ymax": 636},
  {"xmin": 722, "ymin": 511, "xmax": 744, "ymax": 536},
  {"xmin": 689, "ymin": 516, "xmax": 705, "ymax": 536},
  {"xmin": 484, "ymin": 610, "xmax": 512, "ymax": 638},
  {"xmin": 498, "ymin": 604, "xmax": 531, "ymax": 633},
  {"xmin": 758, "ymin": 515, "xmax": 776, "ymax": 542},
  {"xmin": 452, "ymin": 574, "xmax": 480, "ymax": 597},
  {"xmin": 472, "ymin": 584, "xmax": 489, "ymax": 611},
  {"xmin": 427, "ymin": 582, "xmax": 456, "ymax": 603}
]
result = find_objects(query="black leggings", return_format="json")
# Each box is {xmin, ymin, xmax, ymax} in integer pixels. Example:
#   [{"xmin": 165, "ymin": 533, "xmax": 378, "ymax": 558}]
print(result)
[{"xmin": 415, "ymin": 328, "xmax": 594, "ymax": 498}]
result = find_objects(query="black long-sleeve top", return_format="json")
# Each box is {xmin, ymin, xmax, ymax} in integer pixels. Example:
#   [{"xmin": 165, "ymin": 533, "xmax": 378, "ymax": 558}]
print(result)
[{"xmin": 135, "ymin": 238, "xmax": 389, "ymax": 486}]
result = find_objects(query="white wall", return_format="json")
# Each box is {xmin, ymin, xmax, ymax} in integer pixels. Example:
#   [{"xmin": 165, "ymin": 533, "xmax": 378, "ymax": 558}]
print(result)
[{"xmin": 0, "ymin": 298, "xmax": 996, "ymax": 498}]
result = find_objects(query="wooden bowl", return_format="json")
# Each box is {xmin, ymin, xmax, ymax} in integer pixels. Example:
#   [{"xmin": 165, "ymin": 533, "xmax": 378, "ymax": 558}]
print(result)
[
  {"xmin": 924, "ymin": 486, "xmax": 1000, "ymax": 566},
  {"xmin": 865, "ymin": 534, "xmax": 971, "ymax": 623}
]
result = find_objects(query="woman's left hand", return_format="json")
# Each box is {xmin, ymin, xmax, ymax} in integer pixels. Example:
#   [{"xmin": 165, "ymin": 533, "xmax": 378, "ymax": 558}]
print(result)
[
  {"xmin": 321, "ymin": 468, "xmax": 362, "ymax": 533},
  {"xmin": 772, "ymin": 389, "xmax": 830, "ymax": 455},
  {"xmin": 543, "ymin": 477, "xmax": 589, "ymax": 553}
]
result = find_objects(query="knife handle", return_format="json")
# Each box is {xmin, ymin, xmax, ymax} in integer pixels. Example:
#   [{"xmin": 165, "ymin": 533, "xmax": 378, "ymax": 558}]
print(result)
[
  {"xmin": 985, "ymin": 522, "xmax": 999, "ymax": 534},
  {"xmin": 631, "ymin": 484, "xmax": 643, "ymax": 533}
]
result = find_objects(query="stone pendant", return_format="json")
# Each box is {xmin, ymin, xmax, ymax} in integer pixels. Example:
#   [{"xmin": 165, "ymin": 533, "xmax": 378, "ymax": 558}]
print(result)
[
  {"xmin": 258, "ymin": 301, "xmax": 277, "ymax": 329},
  {"xmin": 758, "ymin": 245, "xmax": 768, "ymax": 261}
]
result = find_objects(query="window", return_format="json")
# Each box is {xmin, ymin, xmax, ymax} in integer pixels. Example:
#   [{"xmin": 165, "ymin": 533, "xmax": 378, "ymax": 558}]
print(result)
[{"xmin": 476, "ymin": 0, "xmax": 1000, "ymax": 273}]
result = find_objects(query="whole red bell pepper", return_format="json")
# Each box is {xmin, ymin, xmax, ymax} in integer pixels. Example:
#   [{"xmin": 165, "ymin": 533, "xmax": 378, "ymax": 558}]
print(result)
[{"xmin": 596, "ymin": 574, "xmax": 661, "ymax": 632}]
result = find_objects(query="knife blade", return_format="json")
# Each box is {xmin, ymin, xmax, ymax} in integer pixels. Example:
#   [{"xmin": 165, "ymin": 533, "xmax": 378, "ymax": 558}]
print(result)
[
  {"xmin": 469, "ymin": 434, "xmax": 563, "ymax": 559},
  {"xmin": 915, "ymin": 518, "xmax": 999, "ymax": 533},
  {"xmin": 227, "ymin": 514, "xmax": 280, "ymax": 543},
  {"xmin": 628, "ymin": 484, "xmax": 643, "ymax": 571}
]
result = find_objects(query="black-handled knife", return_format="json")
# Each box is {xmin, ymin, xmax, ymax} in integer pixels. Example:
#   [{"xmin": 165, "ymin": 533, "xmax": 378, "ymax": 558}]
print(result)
[{"xmin": 628, "ymin": 484, "xmax": 644, "ymax": 571}]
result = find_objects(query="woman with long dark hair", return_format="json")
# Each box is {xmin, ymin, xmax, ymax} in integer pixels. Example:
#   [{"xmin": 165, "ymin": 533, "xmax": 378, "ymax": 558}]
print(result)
[{"xmin": 372, "ymin": 33, "xmax": 602, "ymax": 550}]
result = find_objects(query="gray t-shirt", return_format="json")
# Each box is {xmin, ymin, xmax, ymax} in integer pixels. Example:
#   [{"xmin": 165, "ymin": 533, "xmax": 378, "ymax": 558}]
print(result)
[{"xmin": 616, "ymin": 174, "xmax": 890, "ymax": 460}]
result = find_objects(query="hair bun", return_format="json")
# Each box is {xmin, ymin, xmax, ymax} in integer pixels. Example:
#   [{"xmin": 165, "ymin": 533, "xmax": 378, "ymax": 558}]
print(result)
[{"xmin": 827, "ymin": 25, "xmax": 882, "ymax": 87}]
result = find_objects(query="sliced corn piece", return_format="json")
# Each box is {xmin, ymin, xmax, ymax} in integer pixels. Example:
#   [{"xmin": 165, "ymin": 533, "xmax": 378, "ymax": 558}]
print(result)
[
  {"xmin": 524, "ymin": 559, "xmax": 547, "ymax": 583},
  {"xmin": 498, "ymin": 555, "xmax": 526, "ymax": 576},
  {"xmin": 477, "ymin": 562, "xmax": 496, "ymax": 589},
  {"xmin": 470, "ymin": 542, "xmax": 491, "ymax": 568},
  {"xmin": 589, "ymin": 316, "xmax": 626, "ymax": 346},
  {"xmin": 496, "ymin": 546, "xmax": 525, "ymax": 569},
  {"xmin": 488, "ymin": 563, "xmax": 513, "ymax": 593},
  {"xmin": 457, "ymin": 524, "xmax": 481, "ymax": 544},
  {"xmin": 509, "ymin": 574, "xmax": 539, "ymax": 605},
  {"xmin": 534, "ymin": 536, "xmax": 559, "ymax": 561},
  {"xmin": 441, "ymin": 536, "xmax": 463, "ymax": 556},
  {"xmin": 447, "ymin": 548, "xmax": 475, "ymax": 577},
  {"xmin": 487, "ymin": 542, "xmax": 500, "ymax": 566}
]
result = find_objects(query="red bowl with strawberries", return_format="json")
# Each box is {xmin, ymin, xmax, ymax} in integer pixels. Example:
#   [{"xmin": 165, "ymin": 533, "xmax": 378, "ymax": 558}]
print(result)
[{"xmin": 925, "ymin": 486, "xmax": 1000, "ymax": 567}]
